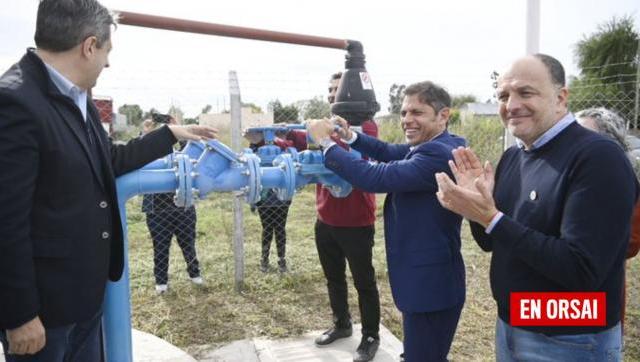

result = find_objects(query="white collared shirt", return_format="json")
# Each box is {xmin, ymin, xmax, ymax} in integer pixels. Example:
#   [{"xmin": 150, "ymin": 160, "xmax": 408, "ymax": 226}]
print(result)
[{"xmin": 43, "ymin": 62, "xmax": 88, "ymax": 122}]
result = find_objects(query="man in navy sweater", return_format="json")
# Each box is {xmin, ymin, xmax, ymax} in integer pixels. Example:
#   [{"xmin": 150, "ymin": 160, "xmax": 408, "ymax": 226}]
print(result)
[
  {"xmin": 308, "ymin": 81, "xmax": 467, "ymax": 361},
  {"xmin": 435, "ymin": 54, "xmax": 638, "ymax": 361}
]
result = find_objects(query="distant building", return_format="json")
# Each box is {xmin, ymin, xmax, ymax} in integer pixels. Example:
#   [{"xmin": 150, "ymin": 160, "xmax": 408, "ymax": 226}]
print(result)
[
  {"xmin": 198, "ymin": 107, "xmax": 274, "ymax": 129},
  {"xmin": 460, "ymin": 102, "xmax": 499, "ymax": 123}
]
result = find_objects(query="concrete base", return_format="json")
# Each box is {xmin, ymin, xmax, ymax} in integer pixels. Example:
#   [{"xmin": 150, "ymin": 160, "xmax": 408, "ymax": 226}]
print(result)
[
  {"xmin": 1, "ymin": 324, "xmax": 402, "ymax": 361},
  {"xmin": 198, "ymin": 323, "xmax": 402, "ymax": 362},
  {"xmin": 0, "ymin": 329, "xmax": 195, "ymax": 362}
]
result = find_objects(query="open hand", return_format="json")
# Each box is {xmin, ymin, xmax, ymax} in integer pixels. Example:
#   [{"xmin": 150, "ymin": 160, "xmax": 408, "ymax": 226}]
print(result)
[
  {"xmin": 436, "ymin": 148, "xmax": 498, "ymax": 227},
  {"xmin": 168, "ymin": 125, "xmax": 218, "ymax": 141}
]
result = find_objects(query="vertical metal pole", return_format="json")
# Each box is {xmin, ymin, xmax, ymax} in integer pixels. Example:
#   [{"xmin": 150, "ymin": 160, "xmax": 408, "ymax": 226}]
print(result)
[
  {"xmin": 505, "ymin": 0, "xmax": 541, "ymax": 150},
  {"xmin": 526, "ymin": 0, "xmax": 540, "ymax": 55},
  {"xmin": 229, "ymin": 71, "xmax": 245, "ymax": 292}
]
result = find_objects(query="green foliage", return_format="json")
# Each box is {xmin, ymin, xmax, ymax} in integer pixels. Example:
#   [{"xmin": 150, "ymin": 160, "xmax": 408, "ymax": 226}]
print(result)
[
  {"xmin": 450, "ymin": 116, "xmax": 504, "ymax": 165},
  {"xmin": 575, "ymin": 16, "xmax": 638, "ymax": 81},
  {"xmin": 449, "ymin": 109, "xmax": 461, "ymax": 126},
  {"xmin": 377, "ymin": 115, "xmax": 504, "ymax": 165},
  {"xmin": 302, "ymin": 96, "xmax": 331, "ymax": 120},
  {"xmin": 269, "ymin": 100, "xmax": 300, "ymax": 123},
  {"xmin": 118, "ymin": 104, "xmax": 143, "ymax": 126},
  {"xmin": 451, "ymin": 94, "xmax": 478, "ymax": 108},
  {"xmin": 388, "ymin": 83, "xmax": 405, "ymax": 114},
  {"xmin": 242, "ymin": 102, "xmax": 263, "ymax": 113},
  {"xmin": 572, "ymin": 15, "xmax": 639, "ymax": 126}
]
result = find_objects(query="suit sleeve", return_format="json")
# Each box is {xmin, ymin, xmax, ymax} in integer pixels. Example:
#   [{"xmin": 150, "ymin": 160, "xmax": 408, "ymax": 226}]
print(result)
[
  {"xmin": 109, "ymin": 125, "xmax": 177, "ymax": 177},
  {"xmin": 351, "ymin": 131, "xmax": 410, "ymax": 162},
  {"xmin": 0, "ymin": 96, "xmax": 40, "ymax": 329},
  {"xmin": 490, "ymin": 141, "xmax": 637, "ymax": 290},
  {"xmin": 470, "ymin": 221, "xmax": 493, "ymax": 251},
  {"xmin": 324, "ymin": 141, "xmax": 452, "ymax": 194}
]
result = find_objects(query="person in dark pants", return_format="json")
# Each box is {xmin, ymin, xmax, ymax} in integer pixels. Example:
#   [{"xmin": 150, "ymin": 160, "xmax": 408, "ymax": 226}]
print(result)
[
  {"xmin": 0, "ymin": 1, "xmax": 217, "ymax": 360},
  {"xmin": 142, "ymin": 118, "xmax": 202, "ymax": 293},
  {"xmin": 308, "ymin": 80, "xmax": 467, "ymax": 361},
  {"xmin": 255, "ymin": 189, "xmax": 292, "ymax": 273},
  {"xmin": 312, "ymin": 72, "xmax": 381, "ymax": 362},
  {"xmin": 246, "ymin": 134, "xmax": 297, "ymax": 273}
]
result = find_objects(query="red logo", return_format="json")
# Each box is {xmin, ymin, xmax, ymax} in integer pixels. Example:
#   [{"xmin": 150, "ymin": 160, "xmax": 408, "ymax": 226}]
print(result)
[{"xmin": 510, "ymin": 292, "xmax": 606, "ymax": 326}]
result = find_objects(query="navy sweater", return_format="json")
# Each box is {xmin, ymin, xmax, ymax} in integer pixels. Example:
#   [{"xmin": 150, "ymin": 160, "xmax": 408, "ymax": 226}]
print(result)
[{"xmin": 471, "ymin": 122, "xmax": 638, "ymax": 335}]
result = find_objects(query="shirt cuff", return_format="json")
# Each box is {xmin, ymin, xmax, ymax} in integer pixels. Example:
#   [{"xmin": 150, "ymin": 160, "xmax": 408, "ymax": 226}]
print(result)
[
  {"xmin": 485, "ymin": 212, "xmax": 504, "ymax": 234},
  {"xmin": 321, "ymin": 140, "xmax": 337, "ymax": 155},
  {"xmin": 345, "ymin": 131, "xmax": 358, "ymax": 144}
]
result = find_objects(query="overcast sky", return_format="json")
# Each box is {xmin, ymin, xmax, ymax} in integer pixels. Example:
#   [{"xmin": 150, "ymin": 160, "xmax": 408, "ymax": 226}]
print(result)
[{"xmin": 1, "ymin": 0, "xmax": 638, "ymax": 117}]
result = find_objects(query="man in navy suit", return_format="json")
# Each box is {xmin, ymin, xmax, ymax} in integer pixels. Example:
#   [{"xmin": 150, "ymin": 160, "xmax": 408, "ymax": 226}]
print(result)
[
  {"xmin": 307, "ymin": 81, "xmax": 467, "ymax": 361},
  {"xmin": 0, "ymin": 1, "xmax": 217, "ymax": 361}
]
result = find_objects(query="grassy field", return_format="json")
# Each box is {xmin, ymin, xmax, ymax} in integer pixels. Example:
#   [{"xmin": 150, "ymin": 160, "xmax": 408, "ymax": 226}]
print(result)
[{"xmin": 125, "ymin": 118, "xmax": 640, "ymax": 361}]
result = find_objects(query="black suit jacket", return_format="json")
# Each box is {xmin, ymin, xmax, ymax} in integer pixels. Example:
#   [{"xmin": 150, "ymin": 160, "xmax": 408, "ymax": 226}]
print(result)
[{"xmin": 0, "ymin": 49, "xmax": 176, "ymax": 329}]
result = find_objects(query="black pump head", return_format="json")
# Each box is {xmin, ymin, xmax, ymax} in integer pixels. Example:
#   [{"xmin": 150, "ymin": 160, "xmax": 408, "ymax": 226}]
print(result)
[{"xmin": 330, "ymin": 40, "xmax": 380, "ymax": 126}]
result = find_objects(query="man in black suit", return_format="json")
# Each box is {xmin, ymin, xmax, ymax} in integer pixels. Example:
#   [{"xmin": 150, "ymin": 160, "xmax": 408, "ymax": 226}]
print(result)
[{"xmin": 0, "ymin": 1, "xmax": 217, "ymax": 360}]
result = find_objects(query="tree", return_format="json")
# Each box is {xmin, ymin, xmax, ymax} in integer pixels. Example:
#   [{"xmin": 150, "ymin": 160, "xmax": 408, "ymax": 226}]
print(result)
[
  {"xmin": 388, "ymin": 83, "xmax": 406, "ymax": 114},
  {"xmin": 118, "ymin": 104, "xmax": 143, "ymax": 126},
  {"xmin": 572, "ymin": 15, "xmax": 639, "ymax": 126},
  {"xmin": 201, "ymin": 104, "xmax": 212, "ymax": 114},
  {"xmin": 303, "ymin": 96, "xmax": 331, "ymax": 119},
  {"xmin": 269, "ymin": 100, "xmax": 300, "ymax": 123},
  {"xmin": 451, "ymin": 94, "xmax": 477, "ymax": 109},
  {"xmin": 242, "ymin": 102, "xmax": 263, "ymax": 113}
]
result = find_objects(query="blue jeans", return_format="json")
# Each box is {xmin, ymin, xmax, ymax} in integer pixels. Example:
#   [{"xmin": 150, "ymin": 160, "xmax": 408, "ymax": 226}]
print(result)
[
  {"xmin": 495, "ymin": 318, "xmax": 622, "ymax": 362},
  {"xmin": 0, "ymin": 309, "xmax": 103, "ymax": 362}
]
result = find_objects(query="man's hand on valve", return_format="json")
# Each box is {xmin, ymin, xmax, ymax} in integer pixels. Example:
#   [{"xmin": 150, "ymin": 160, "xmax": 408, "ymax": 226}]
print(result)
[
  {"xmin": 330, "ymin": 115, "xmax": 353, "ymax": 141},
  {"xmin": 167, "ymin": 124, "xmax": 218, "ymax": 142},
  {"xmin": 306, "ymin": 118, "xmax": 335, "ymax": 144}
]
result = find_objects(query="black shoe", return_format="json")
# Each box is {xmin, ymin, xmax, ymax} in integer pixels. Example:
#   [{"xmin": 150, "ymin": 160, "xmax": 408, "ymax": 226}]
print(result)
[
  {"xmin": 353, "ymin": 336, "xmax": 380, "ymax": 362},
  {"xmin": 314, "ymin": 326, "xmax": 353, "ymax": 346},
  {"xmin": 278, "ymin": 258, "xmax": 288, "ymax": 273},
  {"xmin": 400, "ymin": 352, "xmax": 405, "ymax": 362},
  {"xmin": 260, "ymin": 259, "xmax": 269, "ymax": 273}
]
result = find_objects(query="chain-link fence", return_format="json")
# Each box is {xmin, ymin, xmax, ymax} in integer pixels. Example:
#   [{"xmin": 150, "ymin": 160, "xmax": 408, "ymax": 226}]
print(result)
[
  {"xmin": 91, "ymin": 66, "xmax": 639, "ymax": 294},
  {"xmin": 569, "ymin": 62, "xmax": 639, "ymax": 129}
]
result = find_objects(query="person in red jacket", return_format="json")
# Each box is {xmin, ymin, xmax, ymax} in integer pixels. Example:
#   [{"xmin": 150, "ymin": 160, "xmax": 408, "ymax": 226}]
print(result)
[{"xmin": 313, "ymin": 72, "xmax": 381, "ymax": 362}]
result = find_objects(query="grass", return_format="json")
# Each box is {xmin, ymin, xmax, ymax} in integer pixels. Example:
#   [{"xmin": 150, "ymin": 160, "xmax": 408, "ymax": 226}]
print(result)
[{"xmin": 125, "ymin": 119, "xmax": 640, "ymax": 361}]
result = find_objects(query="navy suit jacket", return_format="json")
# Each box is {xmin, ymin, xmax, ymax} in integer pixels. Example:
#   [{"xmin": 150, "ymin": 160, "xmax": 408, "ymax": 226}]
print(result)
[
  {"xmin": 0, "ymin": 49, "xmax": 176, "ymax": 329},
  {"xmin": 324, "ymin": 131, "xmax": 466, "ymax": 313}
]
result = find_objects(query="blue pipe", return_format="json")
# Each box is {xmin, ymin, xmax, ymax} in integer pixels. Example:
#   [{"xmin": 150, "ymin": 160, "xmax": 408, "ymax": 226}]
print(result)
[
  {"xmin": 103, "ymin": 168, "xmax": 180, "ymax": 362},
  {"xmin": 102, "ymin": 137, "xmax": 356, "ymax": 361}
]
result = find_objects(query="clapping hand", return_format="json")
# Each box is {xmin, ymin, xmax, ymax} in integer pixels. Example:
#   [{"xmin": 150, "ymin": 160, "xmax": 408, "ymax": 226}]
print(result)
[{"xmin": 435, "ymin": 147, "xmax": 498, "ymax": 227}]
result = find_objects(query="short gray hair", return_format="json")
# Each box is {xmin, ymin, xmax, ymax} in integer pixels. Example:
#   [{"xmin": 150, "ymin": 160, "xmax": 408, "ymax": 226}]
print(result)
[
  {"xmin": 575, "ymin": 107, "xmax": 629, "ymax": 151},
  {"xmin": 576, "ymin": 107, "xmax": 640, "ymax": 181},
  {"xmin": 35, "ymin": 0, "xmax": 116, "ymax": 52}
]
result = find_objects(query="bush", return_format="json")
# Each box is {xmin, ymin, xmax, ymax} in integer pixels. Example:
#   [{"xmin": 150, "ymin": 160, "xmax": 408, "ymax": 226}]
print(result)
[{"xmin": 377, "ymin": 115, "xmax": 504, "ymax": 165}]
